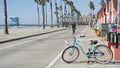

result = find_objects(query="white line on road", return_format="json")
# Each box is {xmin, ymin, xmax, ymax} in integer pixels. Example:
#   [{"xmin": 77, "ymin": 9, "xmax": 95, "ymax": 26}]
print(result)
[{"xmin": 46, "ymin": 46, "xmax": 68, "ymax": 68}]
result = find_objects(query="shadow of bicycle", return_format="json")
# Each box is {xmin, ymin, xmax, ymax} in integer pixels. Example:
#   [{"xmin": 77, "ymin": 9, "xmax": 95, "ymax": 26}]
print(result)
[
  {"xmin": 71, "ymin": 61, "xmax": 120, "ymax": 65},
  {"xmin": 107, "ymin": 61, "xmax": 120, "ymax": 65}
]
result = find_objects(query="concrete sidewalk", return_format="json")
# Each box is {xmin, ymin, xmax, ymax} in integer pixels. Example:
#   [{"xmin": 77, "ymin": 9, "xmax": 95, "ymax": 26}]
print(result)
[
  {"xmin": 0, "ymin": 26, "xmax": 66, "ymax": 43},
  {"xmin": 53, "ymin": 25, "xmax": 120, "ymax": 68}
]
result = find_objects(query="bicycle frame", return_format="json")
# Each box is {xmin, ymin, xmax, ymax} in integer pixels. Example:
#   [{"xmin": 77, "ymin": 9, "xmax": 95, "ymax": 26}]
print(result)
[
  {"xmin": 63, "ymin": 35, "xmax": 113, "ymax": 64},
  {"xmin": 67, "ymin": 37, "xmax": 103, "ymax": 58}
]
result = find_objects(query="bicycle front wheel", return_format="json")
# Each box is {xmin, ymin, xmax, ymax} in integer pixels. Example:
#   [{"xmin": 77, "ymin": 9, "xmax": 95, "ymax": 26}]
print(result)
[
  {"xmin": 93, "ymin": 44, "xmax": 113, "ymax": 64},
  {"xmin": 62, "ymin": 46, "xmax": 79, "ymax": 63}
]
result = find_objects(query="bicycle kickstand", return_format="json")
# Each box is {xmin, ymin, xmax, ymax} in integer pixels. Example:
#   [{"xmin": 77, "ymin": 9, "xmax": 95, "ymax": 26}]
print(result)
[
  {"xmin": 87, "ymin": 58, "xmax": 94, "ymax": 65},
  {"xmin": 87, "ymin": 58, "xmax": 91, "ymax": 64}
]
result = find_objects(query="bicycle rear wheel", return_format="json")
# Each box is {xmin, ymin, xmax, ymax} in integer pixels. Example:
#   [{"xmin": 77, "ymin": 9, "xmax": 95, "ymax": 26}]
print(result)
[
  {"xmin": 93, "ymin": 45, "xmax": 113, "ymax": 64},
  {"xmin": 62, "ymin": 46, "xmax": 79, "ymax": 63}
]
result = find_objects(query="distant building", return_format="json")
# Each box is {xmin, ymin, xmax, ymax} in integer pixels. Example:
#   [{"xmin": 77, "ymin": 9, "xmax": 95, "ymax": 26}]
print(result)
[
  {"xmin": 97, "ymin": 0, "xmax": 118, "ymax": 37},
  {"xmin": 9, "ymin": 16, "xmax": 19, "ymax": 26}
]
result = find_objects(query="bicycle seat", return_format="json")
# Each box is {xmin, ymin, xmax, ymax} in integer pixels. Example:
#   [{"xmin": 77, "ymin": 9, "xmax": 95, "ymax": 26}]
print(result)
[
  {"xmin": 90, "ymin": 40, "xmax": 98, "ymax": 45},
  {"xmin": 80, "ymin": 35, "xmax": 86, "ymax": 38}
]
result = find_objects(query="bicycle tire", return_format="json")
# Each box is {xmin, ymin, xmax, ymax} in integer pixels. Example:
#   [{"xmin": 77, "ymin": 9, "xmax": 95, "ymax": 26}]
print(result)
[
  {"xmin": 62, "ymin": 46, "xmax": 79, "ymax": 63},
  {"xmin": 93, "ymin": 44, "xmax": 113, "ymax": 64}
]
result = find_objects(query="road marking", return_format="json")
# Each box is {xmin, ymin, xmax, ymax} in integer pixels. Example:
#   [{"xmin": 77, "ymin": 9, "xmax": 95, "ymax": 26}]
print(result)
[{"xmin": 46, "ymin": 46, "xmax": 68, "ymax": 68}]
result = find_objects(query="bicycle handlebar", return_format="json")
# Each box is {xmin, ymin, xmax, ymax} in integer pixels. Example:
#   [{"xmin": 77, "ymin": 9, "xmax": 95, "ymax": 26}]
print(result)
[{"xmin": 72, "ymin": 34, "xmax": 86, "ymax": 39}]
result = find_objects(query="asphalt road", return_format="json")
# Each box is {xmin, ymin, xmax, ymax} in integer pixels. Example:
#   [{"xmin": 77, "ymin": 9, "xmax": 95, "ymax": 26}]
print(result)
[
  {"xmin": 0, "ymin": 25, "xmax": 87, "ymax": 68},
  {"xmin": 0, "ymin": 26, "xmax": 79, "ymax": 68}
]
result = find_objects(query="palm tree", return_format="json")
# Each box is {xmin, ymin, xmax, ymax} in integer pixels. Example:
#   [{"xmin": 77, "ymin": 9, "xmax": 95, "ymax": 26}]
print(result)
[
  {"xmin": 100, "ymin": 0, "xmax": 105, "ymax": 7},
  {"xmin": 60, "ymin": 0, "xmax": 63, "ymax": 26},
  {"xmin": 75, "ymin": 9, "xmax": 81, "ymax": 22},
  {"xmin": 66, "ymin": 1, "xmax": 74, "ymax": 22},
  {"xmin": 66, "ymin": 1, "xmax": 81, "ymax": 22},
  {"xmin": 89, "ymin": 1, "xmax": 95, "ymax": 27},
  {"xmin": 4, "ymin": 0, "xmax": 9, "ymax": 34},
  {"xmin": 89, "ymin": 1, "xmax": 95, "ymax": 17},
  {"xmin": 35, "ymin": 0, "xmax": 49, "ymax": 29},
  {"xmin": 45, "ymin": 3, "xmax": 47, "ymax": 25},
  {"xmin": 36, "ymin": 3, "xmax": 40, "ymax": 27},
  {"xmin": 55, "ymin": 0, "xmax": 59, "ymax": 27},
  {"xmin": 50, "ymin": 0, "xmax": 53, "ymax": 27},
  {"xmin": 63, "ymin": 0, "xmax": 68, "ymax": 26},
  {"xmin": 35, "ymin": 0, "xmax": 40, "ymax": 27}
]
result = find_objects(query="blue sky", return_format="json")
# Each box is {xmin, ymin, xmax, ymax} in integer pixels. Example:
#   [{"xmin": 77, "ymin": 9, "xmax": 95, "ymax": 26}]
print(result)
[{"xmin": 0, "ymin": 0, "xmax": 101, "ymax": 25}]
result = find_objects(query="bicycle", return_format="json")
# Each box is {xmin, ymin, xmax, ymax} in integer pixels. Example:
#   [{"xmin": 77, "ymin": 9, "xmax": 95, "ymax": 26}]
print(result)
[{"xmin": 62, "ymin": 35, "xmax": 113, "ymax": 64}]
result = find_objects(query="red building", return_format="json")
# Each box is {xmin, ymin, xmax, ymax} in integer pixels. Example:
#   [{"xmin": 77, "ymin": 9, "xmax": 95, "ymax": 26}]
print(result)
[
  {"xmin": 97, "ymin": 0, "xmax": 120, "ymax": 60},
  {"xmin": 97, "ymin": 0, "xmax": 117, "ymax": 24}
]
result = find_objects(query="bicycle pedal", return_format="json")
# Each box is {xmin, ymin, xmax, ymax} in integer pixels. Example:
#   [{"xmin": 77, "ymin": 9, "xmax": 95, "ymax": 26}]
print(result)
[{"xmin": 87, "ymin": 61, "xmax": 94, "ymax": 65}]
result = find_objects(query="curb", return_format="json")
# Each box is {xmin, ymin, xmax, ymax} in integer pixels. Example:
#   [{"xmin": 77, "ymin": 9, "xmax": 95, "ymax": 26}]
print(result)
[{"xmin": 0, "ymin": 29, "xmax": 66, "ymax": 44}]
